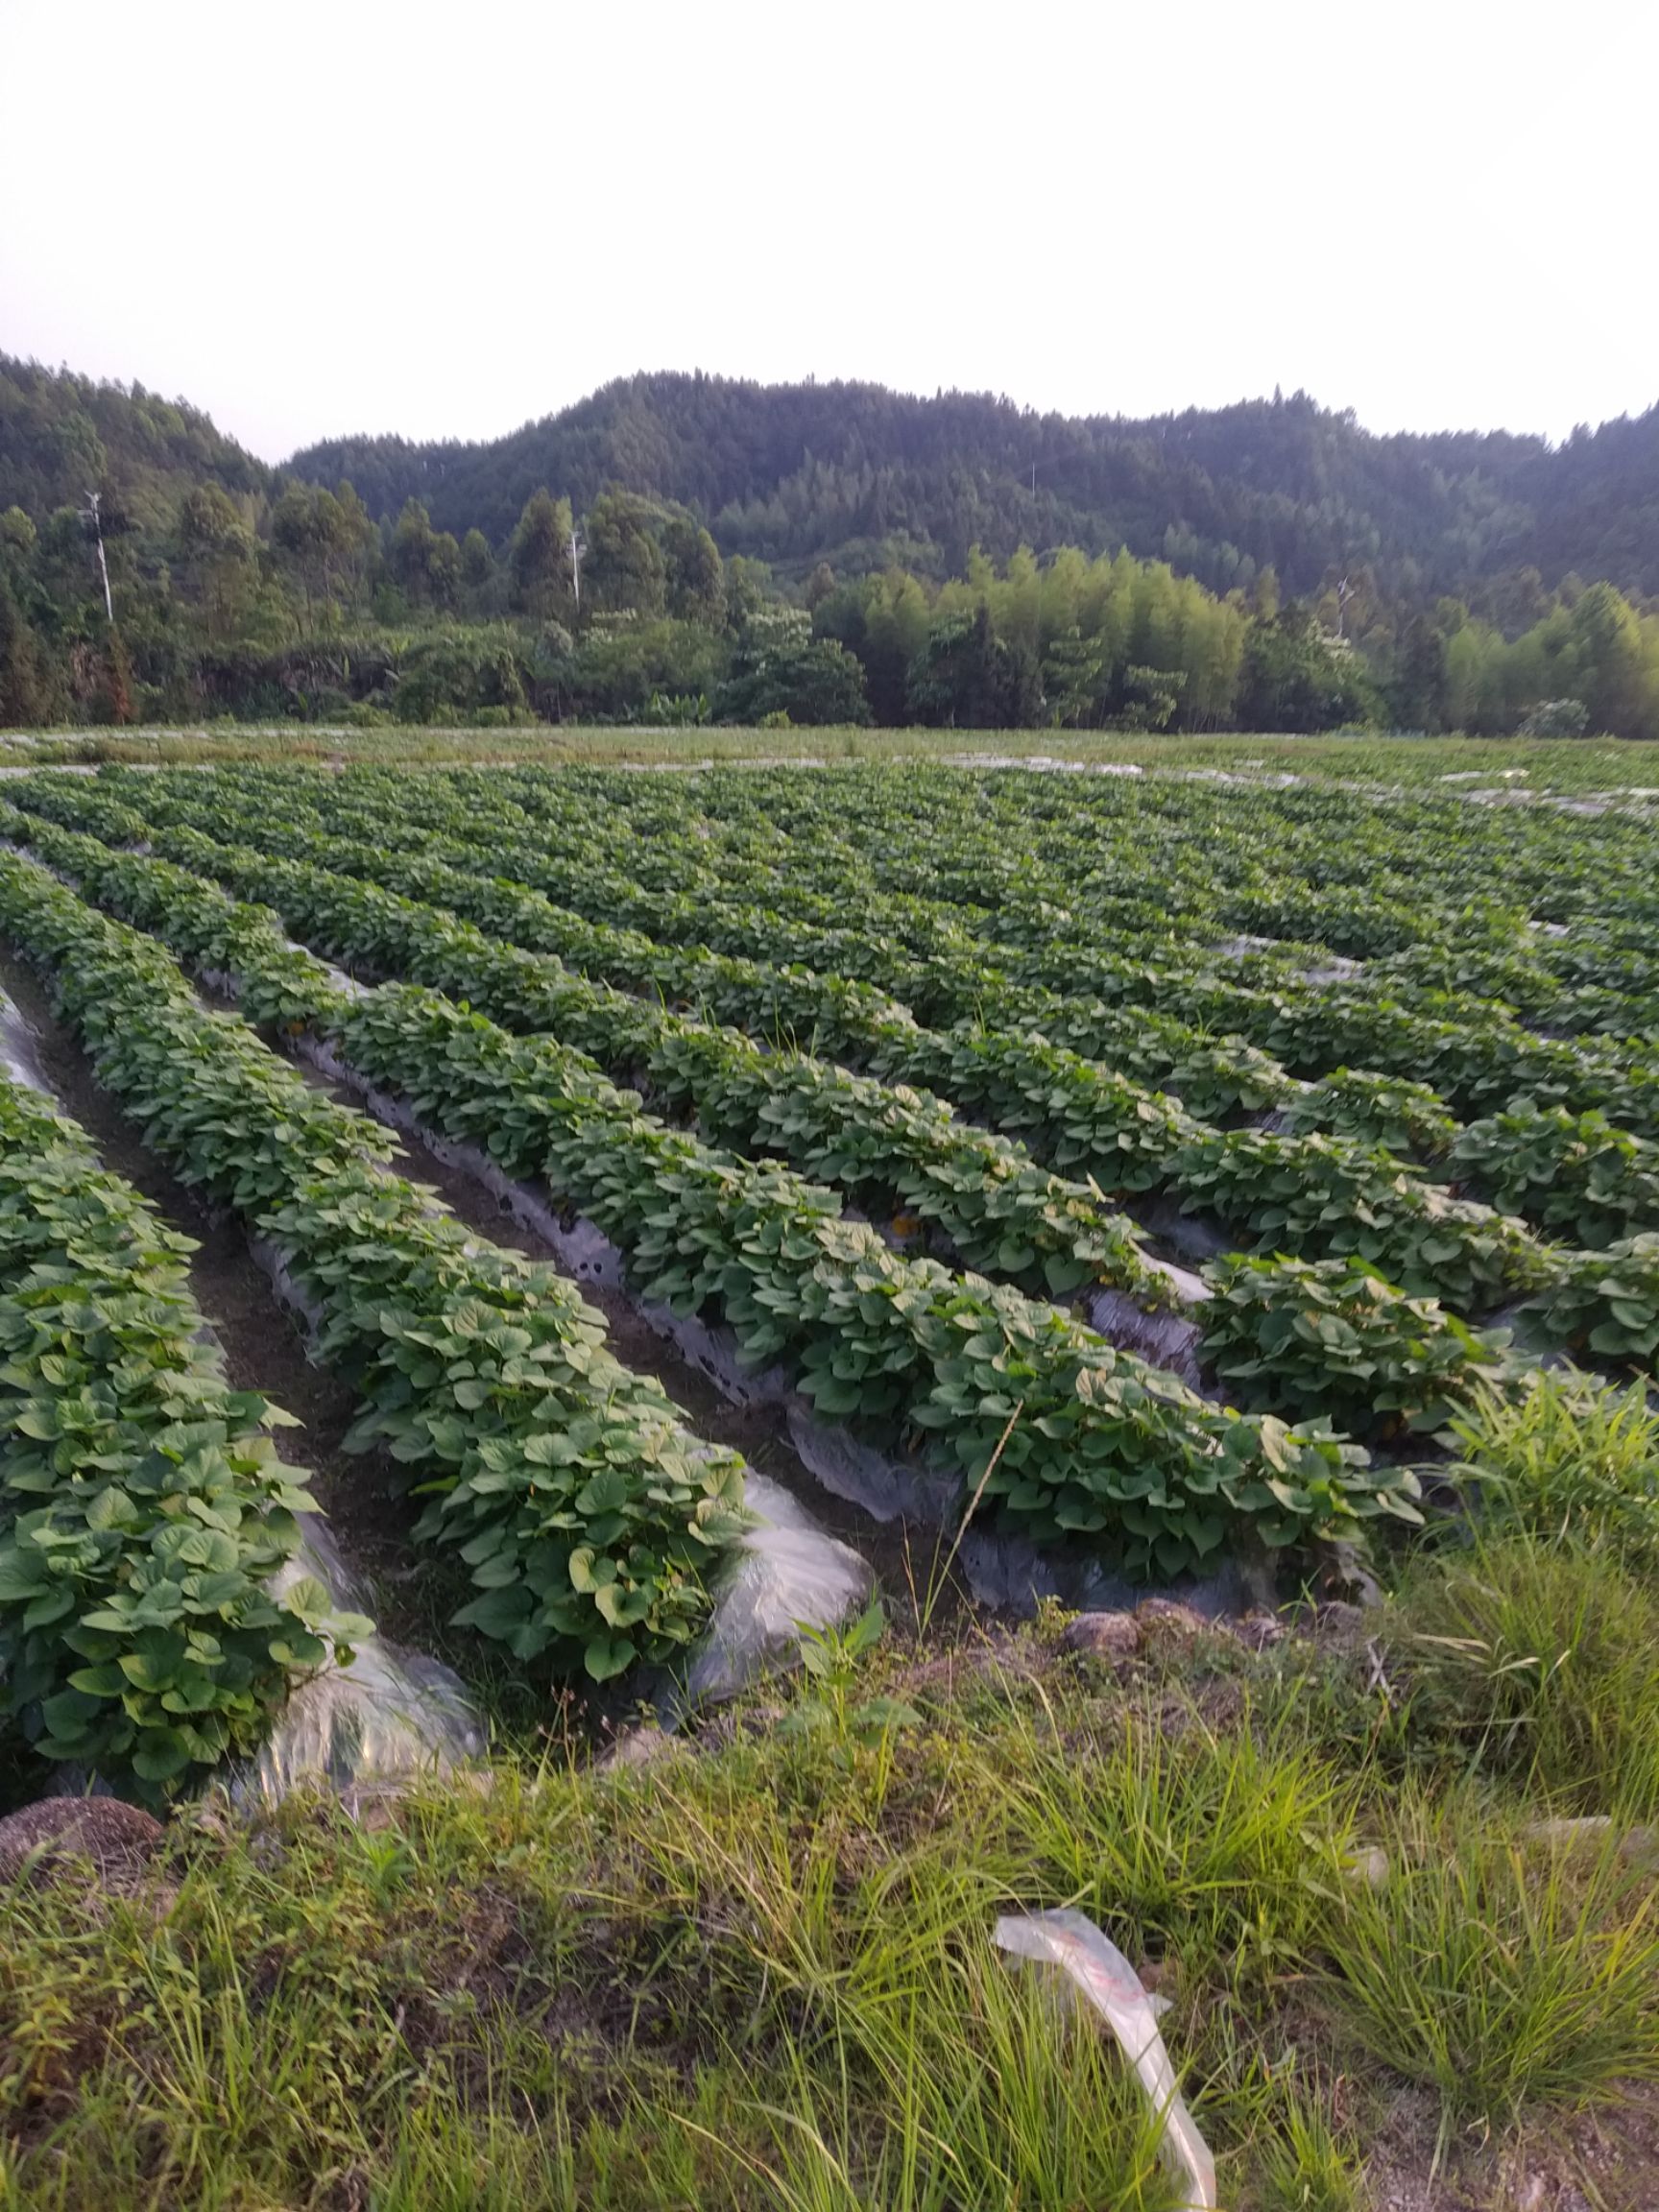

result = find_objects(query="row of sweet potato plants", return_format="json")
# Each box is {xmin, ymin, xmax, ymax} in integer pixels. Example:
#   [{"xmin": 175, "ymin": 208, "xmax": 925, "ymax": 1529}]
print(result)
[
  {"xmin": 450, "ymin": 763, "xmax": 1659, "ymax": 1043},
  {"xmin": 0, "ymin": 851, "xmax": 750, "ymax": 1692},
  {"xmin": 125, "ymin": 758, "xmax": 1659, "ymax": 1161},
  {"xmin": 0, "ymin": 828, "xmax": 1427, "ymax": 1578},
  {"xmin": 34, "ymin": 774, "xmax": 1659, "ymax": 1320},
  {"xmin": 496, "ymin": 760, "xmax": 1659, "ymax": 1018},
  {"xmin": 21, "ymin": 774, "xmax": 1657, "ymax": 1407},
  {"xmin": 0, "ymin": 1064, "xmax": 357, "ymax": 1798},
  {"xmin": 32, "ymin": 801, "xmax": 1659, "ymax": 1456}
]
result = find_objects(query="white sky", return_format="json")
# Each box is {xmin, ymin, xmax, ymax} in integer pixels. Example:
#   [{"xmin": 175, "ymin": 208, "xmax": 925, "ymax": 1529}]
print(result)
[{"xmin": 2, "ymin": 0, "xmax": 1654, "ymax": 463}]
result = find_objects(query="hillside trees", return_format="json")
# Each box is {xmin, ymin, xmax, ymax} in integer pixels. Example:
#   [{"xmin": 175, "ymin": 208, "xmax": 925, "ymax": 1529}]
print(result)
[
  {"xmin": 270, "ymin": 481, "xmax": 374, "ymax": 634},
  {"xmin": 713, "ymin": 606, "xmax": 869, "ymax": 725},
  {"xmin": 281, "ymin": 368, "xmax": 1659, "ymax": 601},
  {"xmin": 904, "ymin": 605, "xmax": 1043, "ymax": 728},
  {"xmin": 175, "ymin": 485, "xmax": 261, "ymax": 642},
  {"xmin": 509, "ymin": 490, "xmax": 574, "ymax": 620},
  {"xmin": 6, "ymin": 353, "xmax": 1659, "ymax": 733},
  {"xmin": 583, "ymin": 491, "xmax": 724, "ymax": 625},
  {"xmin": 1237, "ymin": 607, "xmax": 1382, "ymax": 733},
  {"xmin": 389, "ymin": 498, "xmax": 464, "ymax": 612},
  {"xmin": 0, "ymin": 572, "xmax": 50, "ymax": 724}
]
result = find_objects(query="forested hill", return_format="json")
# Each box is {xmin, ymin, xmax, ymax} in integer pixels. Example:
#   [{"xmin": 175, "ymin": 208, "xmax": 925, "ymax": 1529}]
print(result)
[
  {"xmin": 288, "ymin": 372, "xmax": 1659, "ymax": 599},
  {"xmin": 6, "ymin": 354, "xmax": 1659, "ymax": 603},
  {"xmin": 0, "ymin": 358, "xmax": 269, "ymax": 536}
]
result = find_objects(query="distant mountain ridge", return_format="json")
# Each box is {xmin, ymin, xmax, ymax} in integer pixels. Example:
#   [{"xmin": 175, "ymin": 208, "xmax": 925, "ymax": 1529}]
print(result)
[
  {"xmin": 286, "ymin": 373, "xmax": 1659, "ymax": 600},
  {"xmin": 6, "ymin": 355, "xmax": 1659, "ymax": 602}
]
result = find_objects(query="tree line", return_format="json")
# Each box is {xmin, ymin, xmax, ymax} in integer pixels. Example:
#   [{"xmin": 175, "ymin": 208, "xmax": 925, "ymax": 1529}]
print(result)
[{"xmin": 3, "ymin": 355, "xmax": 1658, "ymax": 736}]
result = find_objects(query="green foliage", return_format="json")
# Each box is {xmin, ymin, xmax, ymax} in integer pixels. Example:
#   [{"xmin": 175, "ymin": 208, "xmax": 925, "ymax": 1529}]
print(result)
[
  {"xmin": 1328, "ymin": 1783, "xmax": 1659, "ymax": 2132},
  {"xmin": 269, "ymin": 478, "xmax": 374, "ymax": 634},
  {"xmin": 565, "ymin": 615, "xmax": 728, "ymax": 722},
  {"xmin": 10, "ymin": 354, "xmax": 1659, "ymax": 734},
  {"xmin": 1283, "ymin": 1069, "xmax": 1459, "ymax": 1163},
  {"xmin": 1390, "ymin": 1535, "xmax": 1659, "ymax": 1810},
  {"xmin": 1448, "ymin": 1370, "xmax": 1659, "ymax": 1568},
  {"xmin": 390, "ymin": 624, "xmax": 530, "ymax": 724},
  {"xmin": 0, "ymin": 796, "xmax": 1421, "ymax": 1580},
  {"xmin": 508, "ymin": 488, "xmax": 573, "ymax": 621},
  {"xmin": 1537, "ymin": 1233, "xmax": 1659, "ymax": 1368},
  {"xmin": 1518, "ymin": 696, "xmax": 1590, "ymax": 736},
  {"xmin": 0, "ymin": 569, "xmax": 52, "ymax": 724},
  {"xmin": 904, "ymin": 604, "xmax": 1042, "ymax": 729},
  {"xmin": 0, "ymin": 1076, "xmax": 357, "ymax": 1799},
  {"xmin": 0, "ymin": 850, "xmax": 747, "ymax": 1684},
  {"xmin": 1450, "ymin": 1102, "xmax": 1659, "ymax": 1247},
  {"xmin": 1172, "ymin": 1124, "xmax": 1547, "ymax": 1313},
  {"xmin": 1199, "ymin": 1253, "xmax": 1513, "ymax": 1440},
  {"xmin": 1236, "ymin": 610, "xmax": 1382, "ymax": 733},
  {"xmin": 714, "ymin": 624, "xmax": 870, "ymax": 727},
  {"xmin": 781, "ymin": 1598, "xmax": 921, "ymax": 1751},
  {"xmin": 278, "ymin": 367, "xmax": 1659, "ymax": 612}
]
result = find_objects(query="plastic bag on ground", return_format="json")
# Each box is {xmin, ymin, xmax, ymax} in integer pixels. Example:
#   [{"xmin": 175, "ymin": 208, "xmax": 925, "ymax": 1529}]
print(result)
[{"xmin": 994, "ymin": 1908, "xmax": 1218, "ymax": 2210}]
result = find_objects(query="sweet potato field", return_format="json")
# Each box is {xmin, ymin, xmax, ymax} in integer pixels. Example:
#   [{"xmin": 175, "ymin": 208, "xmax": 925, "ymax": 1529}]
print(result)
[{"xmin": 2, "ymin": 752, "xmax": 1657, "ymax": 1800}]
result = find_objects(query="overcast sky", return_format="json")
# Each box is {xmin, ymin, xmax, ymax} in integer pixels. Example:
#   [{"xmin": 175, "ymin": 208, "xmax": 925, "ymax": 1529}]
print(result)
[{"xmin": 3, "ymin": 0, "xmax": 1654, "ymax": 463}]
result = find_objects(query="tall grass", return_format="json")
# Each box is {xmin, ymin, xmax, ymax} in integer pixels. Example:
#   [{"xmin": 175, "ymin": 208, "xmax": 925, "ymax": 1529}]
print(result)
[
  {"xmin": 1449, "ymin": 1370, "xmax": 1659, "ymax": 1568},
  {"xmin": 1326, "ymin": 1785, "xmax": 1659, "ymax": 2140}
]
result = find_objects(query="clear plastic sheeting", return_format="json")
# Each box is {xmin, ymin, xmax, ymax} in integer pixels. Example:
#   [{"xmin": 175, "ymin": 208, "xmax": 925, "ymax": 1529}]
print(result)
[
  {"xmin": 783, "ymin": 1398, "xmax": 1250, "ymax": 1619},
  {"xmin": 937, "ymin": 755, "xmax": 1144, "ymax": 777},
  {"xmin": 1144, "ymin": 1257, "xmax": 1211, "ymax": 1308},
  {"xmin": 955, "ymin": 1522, "xmax": 1139, "ymax": 1615},
  {"xmin": 236, "ymin": 1522, "xmax": 484, "ymax": 1809},
  {"xmin": 680, "ymin": 1470, "xmax": 873, "ymax": 1705},
  {"xmin": 994, "ymin": 1909, "xmax": 1217, "ymax": 2211},
  {"xmin": 1085, "ymin": 1289, "xmax": 1205, "ymax": 1389},
  {"xmin": 786, "ymin": 1402, "xmax": 963, "ymax": 1527},
  {"xmin": 0, "ymin": 992, "xmax": 50, "ymax": 1095}
]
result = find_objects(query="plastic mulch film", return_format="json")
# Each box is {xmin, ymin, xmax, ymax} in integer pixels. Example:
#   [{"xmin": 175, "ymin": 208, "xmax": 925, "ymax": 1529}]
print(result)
[
  {"xmin": 1085, "ymin": 1287, "xmax": 1206, "ymax": 1388},
  {"xmin": 994, "ymin": 1909, "xmax": 1217, "ymax": 2211},
  {"xmin": 682, "ymin": 1470, "xmax": 873, "ymax": 1705},
  {"xmin": 290, "ymin": 1037, "xmax": 872, "ymax": 1704},
  {"xmin": 236, "ymin": 1524, "xmax": 484, "ymax": 1809},
  {"xmin": 0, "ymin": 992, "xmax": 51, "ymax": 1096}
]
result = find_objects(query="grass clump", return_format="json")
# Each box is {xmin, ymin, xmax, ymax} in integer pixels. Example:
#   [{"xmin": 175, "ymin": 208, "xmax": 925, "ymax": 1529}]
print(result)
[
  {"xmin": 1325, "ymin": 1785, "xmax": 1659, "ymax": 2140},
  {"xmin": 1388, "ymin": 1533, "xmax": 1659, "ymax": 1811},
  {"xmin": 1448, "ymin": 1368, "xmax": 1659, "ymax": 1567},
  {"xmin": 1247, "ymin": 2083, "xmax": 1363, "ymax": 2212}
]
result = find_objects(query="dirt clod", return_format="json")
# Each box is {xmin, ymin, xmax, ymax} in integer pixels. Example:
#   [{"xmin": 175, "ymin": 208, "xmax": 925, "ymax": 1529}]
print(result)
[
  {"xmin": 1235, "ymin": 1611, "xmax": 1287, "ymax": 1650},
  {"xmin": 1060, "ymin": 1610, "xmax": 1142, "ymax": 1660},
  {"xmin": 0, "ymin": 1796, "xmax": 164, "ymax": 1891},
  {"xmin": 597, "ymin": 1722, "xmax": 684, "ymax": 1773},
  {"xmin": 1133, "ymin": 1597, "xmax": 1212, "ymax": 1640}
]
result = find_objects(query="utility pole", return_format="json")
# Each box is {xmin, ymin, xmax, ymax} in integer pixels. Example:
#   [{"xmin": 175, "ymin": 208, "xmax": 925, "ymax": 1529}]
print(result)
[
  {"xmin": 569, "ymin": 525, "xmax": 586, "ymax": 615},
  {"xmin": 84, "ymin": 491, "xmax": 113, "ymax": 623}
]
